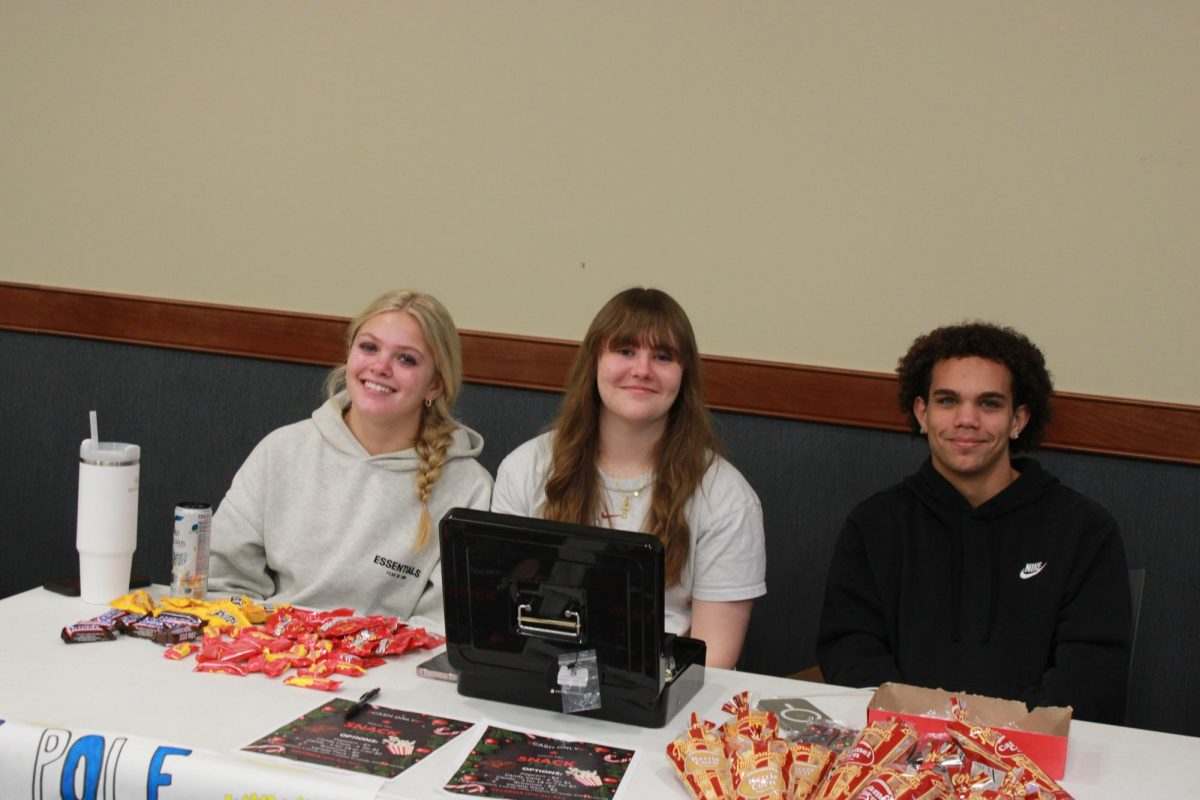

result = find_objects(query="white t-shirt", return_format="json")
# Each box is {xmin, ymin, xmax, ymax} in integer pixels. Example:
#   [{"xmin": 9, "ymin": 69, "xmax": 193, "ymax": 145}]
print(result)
[{"xmin": 491, "ymin": 432, "xmax": 767, "ymax": 635}]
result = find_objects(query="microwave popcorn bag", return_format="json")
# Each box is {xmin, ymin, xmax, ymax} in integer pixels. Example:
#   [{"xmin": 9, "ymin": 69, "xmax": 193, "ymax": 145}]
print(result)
[
  {"xmin": 850, "ymin": 767, "xmax": 950, "ymax": 799},
  {"xmin": 666, "ymin": 692, "xmax": 1077, "ymax": 800},
  {"xmin": 667, "ymin": 712, "xmax": 736, "ymax": 800},
  {"xmin": 788, "ymin": 742, "xmax": 835, "ymax": 799}
]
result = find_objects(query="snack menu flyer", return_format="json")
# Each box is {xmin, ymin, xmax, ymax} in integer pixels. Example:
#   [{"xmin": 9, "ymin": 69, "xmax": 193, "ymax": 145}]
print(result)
[
  {"xmin": 445, "ymin": 724, "xmax": 635, "ymax": 799},
  {"xmin": 244, "ymin": 698, "xmax": 472, "ymax": 779}
]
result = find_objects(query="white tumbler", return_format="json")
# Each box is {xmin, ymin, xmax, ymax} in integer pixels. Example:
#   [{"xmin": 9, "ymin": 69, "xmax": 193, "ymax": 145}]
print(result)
[{"xmin": 76, "ymin": 438, "xmax": 141, "ymax": 604}]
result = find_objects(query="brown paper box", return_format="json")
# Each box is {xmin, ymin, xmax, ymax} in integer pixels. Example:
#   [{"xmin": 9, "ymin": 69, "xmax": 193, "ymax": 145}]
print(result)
[{"xmin": 866, "ymin": 682, "xmax": 1071, "ymax": 779}]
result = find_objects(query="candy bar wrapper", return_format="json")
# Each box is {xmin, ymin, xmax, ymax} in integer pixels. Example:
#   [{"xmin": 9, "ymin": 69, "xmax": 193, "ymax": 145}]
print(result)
[
  {"xmin": 788, "ymin": 742, "xmax": 834, "ymax": 800},
  {"xmin": 227, "ymin": 594, "xmax": 278, "ymax": 624},
  {"xmin": 667, "ymin": 713, "xmax": 735, "ymax": 800},
  {"xmin": 61, "ymin": 621, "xmax": 117, "ymax": 643},
  {"xmin": 318, "ymin": 614, "xmax": 400, "ymax": 637},
  {"xmin": 197, "ymin": 637, "xmax": 262, "ymax": 664},
  {"xmin": 851, "ymin": 767, "xmax": 950, "ymax": 800},
  {"xmin": 60, "ymin": 608, "xmax": 133, "ymax": 643},
  {"xmin": 236, "ymin": 627, "xmax": 294, "ymax": 653},
  {"xmin": 110, "ymin": 589, "xmax": 156, "ymax": 616},
  {"xmin": 194, "ymin": 660, "xmax": 251, "ymax": 676},
  {"xmin": 947, "ymin": 721, "xmax": 1073, "ymax": 800},
  {"xmin": 152, "ymin": 620, "xmax": 204, "ymax": 646},
  {"xmin": 163, "ymin": 641, "xmax": 198, "ymax": 660}
]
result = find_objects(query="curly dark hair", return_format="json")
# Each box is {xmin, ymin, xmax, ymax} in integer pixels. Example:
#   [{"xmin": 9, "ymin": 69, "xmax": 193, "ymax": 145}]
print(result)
[{"xmin": 896, "ymin": 321, "xmax": 1054, "ymax": 452}]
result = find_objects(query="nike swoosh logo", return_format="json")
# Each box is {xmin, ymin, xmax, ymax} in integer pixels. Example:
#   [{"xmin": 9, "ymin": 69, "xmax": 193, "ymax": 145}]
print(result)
[{"xmin": 1019, "ymin": 562, "xmax": 1047, "ymax": 580}]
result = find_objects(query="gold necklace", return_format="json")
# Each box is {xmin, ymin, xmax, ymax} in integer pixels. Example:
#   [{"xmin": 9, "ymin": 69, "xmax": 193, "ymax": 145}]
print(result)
[{"xmin": 613, "ymin": 482, "xmax": 651, "ymax": 520}]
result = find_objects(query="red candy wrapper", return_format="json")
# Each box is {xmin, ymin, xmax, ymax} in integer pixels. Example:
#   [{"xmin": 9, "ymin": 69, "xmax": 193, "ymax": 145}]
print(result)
[
  {"xmin": 163, "ymin": 642, "xmax": 198, "ymax": 660},
  {"xmin": 194, "ymin": 660, "xmax": 251, "ymax": 676},
  {"xmin": 284, "ymin": 675, "xmax": 342, "ymax": 691}
]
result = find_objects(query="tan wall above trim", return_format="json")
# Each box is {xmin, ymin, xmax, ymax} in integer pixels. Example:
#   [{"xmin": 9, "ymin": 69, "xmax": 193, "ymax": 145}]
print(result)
[{"xmin": 3, "ymin": 282, "xmax": 1198, "ymax": 466}]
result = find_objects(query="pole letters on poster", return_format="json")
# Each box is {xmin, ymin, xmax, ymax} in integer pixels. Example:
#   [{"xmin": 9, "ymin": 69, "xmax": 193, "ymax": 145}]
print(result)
[
  {"xmin": 0, "ymin": 719, "xmax": 381, "ymax": 800},
  {"xmin": 32, "ymin": 727, "xmax": 189, "ymax": 799}
]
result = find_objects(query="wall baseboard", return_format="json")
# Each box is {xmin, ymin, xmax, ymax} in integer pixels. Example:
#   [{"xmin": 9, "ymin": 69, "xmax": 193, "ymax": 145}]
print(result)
[{"xmin": 3, "ymin": 281, "xmax": 1197, "ymax": 466}]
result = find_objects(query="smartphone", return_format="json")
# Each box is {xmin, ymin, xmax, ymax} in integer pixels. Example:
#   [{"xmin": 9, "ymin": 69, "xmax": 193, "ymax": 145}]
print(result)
[
  {"xmin": 43, "ymin": 575, "xmax": 152, "ymax": 597},
  {"xmin": 416, "ymin": 651, "xmax": 459, "ymax": 683}
]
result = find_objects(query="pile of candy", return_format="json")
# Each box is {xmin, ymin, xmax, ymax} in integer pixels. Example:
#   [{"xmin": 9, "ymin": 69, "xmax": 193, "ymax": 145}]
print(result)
[
  {"xmin": 666, "ymin": 692, "xmax": 1075, "ymax": 799},
  {"xmin": 60, "ymin": 590, "xmax": 444, "ymax": 691}
]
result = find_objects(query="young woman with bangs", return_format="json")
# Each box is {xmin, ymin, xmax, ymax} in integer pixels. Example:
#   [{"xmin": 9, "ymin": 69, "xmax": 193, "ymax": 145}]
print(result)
[{"xmin": 491, "ymin": 287, "xmax": 766, "ymax": 668}]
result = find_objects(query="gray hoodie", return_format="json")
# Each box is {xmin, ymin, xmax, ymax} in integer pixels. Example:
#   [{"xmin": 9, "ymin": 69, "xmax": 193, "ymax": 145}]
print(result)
[{"xmin": 209, "ymin": 393, "xmax": 492, "ymax": 629}]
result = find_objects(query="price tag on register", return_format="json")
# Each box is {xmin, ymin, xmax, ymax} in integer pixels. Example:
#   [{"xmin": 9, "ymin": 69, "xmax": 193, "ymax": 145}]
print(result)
[
  {"xmin": 557, "ymin": 664, "xmax": 590, "ymax": 688},
  {"xmin": 557, "ymin": 650, "xmax": 601, "ymax": 713}
]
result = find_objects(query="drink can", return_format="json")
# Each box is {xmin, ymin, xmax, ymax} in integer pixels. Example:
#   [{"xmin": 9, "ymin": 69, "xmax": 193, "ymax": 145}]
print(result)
[{"xmin": 171, "ymin": 502, "xmax": 212, "ymax": 599}]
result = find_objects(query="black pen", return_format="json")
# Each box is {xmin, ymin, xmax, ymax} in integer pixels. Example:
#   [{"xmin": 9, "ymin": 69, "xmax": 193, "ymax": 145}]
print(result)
[{"xmin": 343, "ymin": 687, "xmax": 380, "ymax": 721}]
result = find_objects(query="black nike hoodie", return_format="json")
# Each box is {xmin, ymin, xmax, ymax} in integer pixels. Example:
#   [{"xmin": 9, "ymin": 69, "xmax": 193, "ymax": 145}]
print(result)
[{"xmin": 816, "ymin": 457, "xmax": 1131, "ymax": 724}]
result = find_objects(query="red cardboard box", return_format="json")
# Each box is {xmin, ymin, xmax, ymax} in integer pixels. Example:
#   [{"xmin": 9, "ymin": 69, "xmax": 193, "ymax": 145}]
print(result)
[{"xmin": 866, "ymin": 682, "xmax": 1071, "ymax": 780}]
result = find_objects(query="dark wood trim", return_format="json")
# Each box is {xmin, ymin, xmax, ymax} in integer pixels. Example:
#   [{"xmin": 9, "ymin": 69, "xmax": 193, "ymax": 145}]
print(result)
[{"xmin": 3, "ymin": 281, "xmax": 1197, "ymax": 466}]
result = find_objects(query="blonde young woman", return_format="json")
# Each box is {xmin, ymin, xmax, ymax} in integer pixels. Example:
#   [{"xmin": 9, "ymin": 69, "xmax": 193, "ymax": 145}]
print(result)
[
  {"xmin": 491, "ymin": 288, "xmax": 766, "ymax": 668},
  {"xmin": 209, "ymin": 290, "xmax": 492, "ymax": 626}
]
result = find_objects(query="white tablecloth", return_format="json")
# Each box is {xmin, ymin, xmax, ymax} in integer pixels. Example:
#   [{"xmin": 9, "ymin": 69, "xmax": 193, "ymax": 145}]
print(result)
[{"xmin": 2, "ymin": 587, "xmax": 1197, "ymax": 798}]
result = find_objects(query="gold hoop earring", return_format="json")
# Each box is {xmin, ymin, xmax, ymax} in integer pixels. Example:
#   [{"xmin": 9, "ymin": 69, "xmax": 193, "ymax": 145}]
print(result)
[{"xmin": 424, "ymin": 398, "xmax": 433, "ymax": 409}]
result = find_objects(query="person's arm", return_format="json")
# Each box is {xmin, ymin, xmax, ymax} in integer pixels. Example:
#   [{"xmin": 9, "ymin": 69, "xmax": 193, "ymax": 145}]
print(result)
[
  {"xmin": 816, "ymin": 517, "xmax": 904, "ymax": 688},
  {"xmin": 412, "ymin": 462, "xmax": 495, "ymax": 630},
  {"xmin": 489, "ymin": 444, "xmax": 538, "ymax": 516},
  {"xmin": 1021, "ymin": 520, "xmax": 1132, "ymax": 724},
  {"xmin": 686, "ymin": 468, "xmax": 767, "ymax": 669},
  {"xmin": 691, "ymin": 598, "xmax": 754, "ymax": 669},
  {"xmin": 208, "ymin": 446, "xmax": 277, "ymax": 600}
]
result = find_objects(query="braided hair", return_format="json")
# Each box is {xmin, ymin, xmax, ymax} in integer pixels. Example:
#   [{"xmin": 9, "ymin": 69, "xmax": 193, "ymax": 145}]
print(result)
[{"xmin": 325, "ymin": 289, "xmax": 465, "ymax": 548}]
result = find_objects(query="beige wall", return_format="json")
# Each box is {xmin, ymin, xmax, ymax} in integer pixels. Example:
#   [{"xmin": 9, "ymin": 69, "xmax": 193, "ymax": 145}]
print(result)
[{"xmin": 3, "ymin": 2, "xmax": 1197, "ymax": 404}]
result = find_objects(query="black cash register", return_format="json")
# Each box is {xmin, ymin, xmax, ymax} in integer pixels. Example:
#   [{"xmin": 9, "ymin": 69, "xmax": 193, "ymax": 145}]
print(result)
[{"xmin": 439, "ymin": 508, "xmax": 706, "ymax": 728}]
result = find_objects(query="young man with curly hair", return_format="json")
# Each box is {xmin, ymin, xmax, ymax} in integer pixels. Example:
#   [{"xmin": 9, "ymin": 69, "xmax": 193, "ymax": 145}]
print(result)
[{"xmin": 816, "ymin": 322, "xmax": 1132, "ymax": 724}]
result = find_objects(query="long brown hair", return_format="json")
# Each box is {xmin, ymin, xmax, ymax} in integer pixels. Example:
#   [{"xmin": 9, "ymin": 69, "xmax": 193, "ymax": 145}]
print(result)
[
  {"xmin": 325, "ymin": 289, "xmax": 464, "ymax": 549},
  {"xmin": 542, "ymin": 287, "xmax": 719, "ymax": 585}
]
